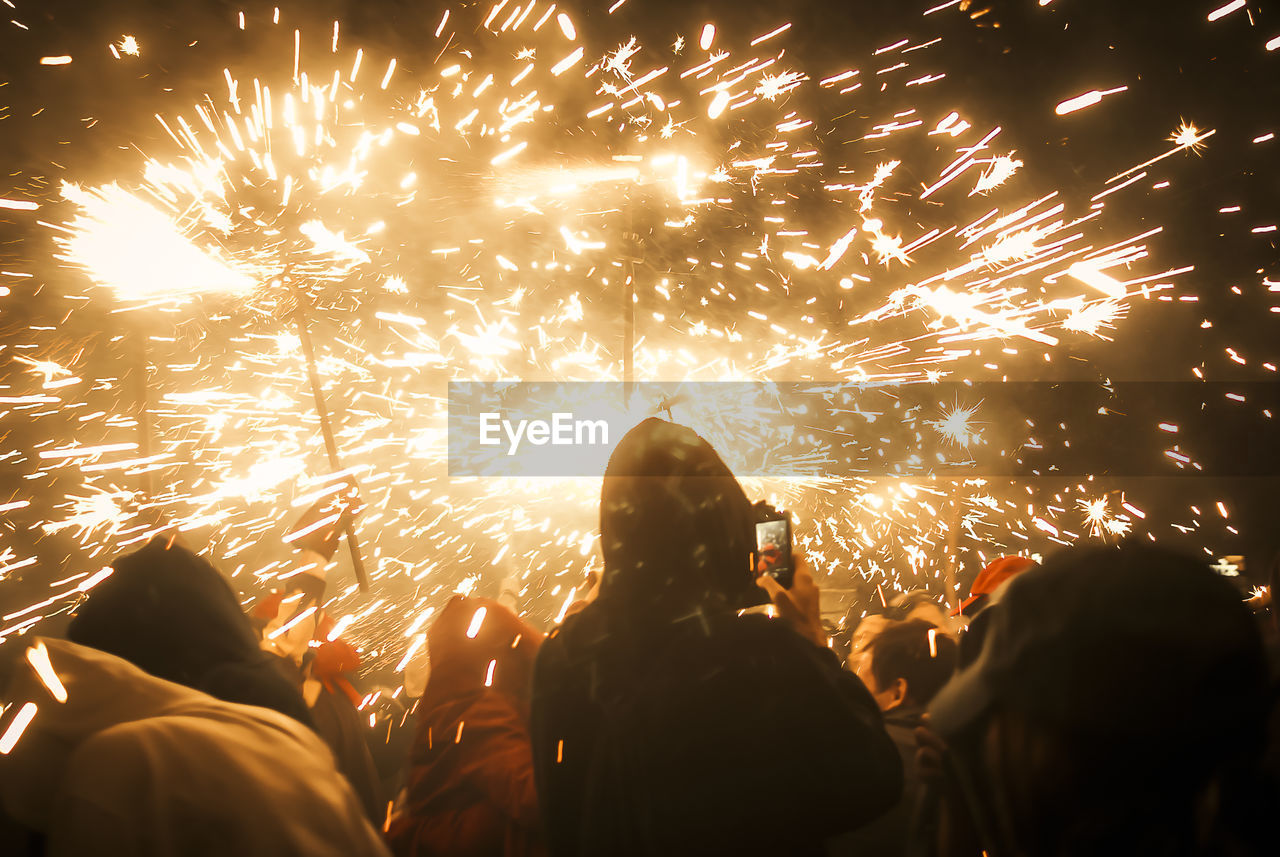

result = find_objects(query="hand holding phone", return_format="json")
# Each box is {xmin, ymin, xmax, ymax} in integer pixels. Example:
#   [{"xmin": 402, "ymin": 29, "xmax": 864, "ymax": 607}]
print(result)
[
  {"xmin": 753, "ymin": 503, "xmax": 794, "ymax": 589},
  {"xmin": 756, "ymin": 553, "xmax": 825, "ymax": 648}
]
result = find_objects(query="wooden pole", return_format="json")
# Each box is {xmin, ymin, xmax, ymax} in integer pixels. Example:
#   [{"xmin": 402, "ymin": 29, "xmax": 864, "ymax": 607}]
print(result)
[
  {"xmin": 623, "ymin": 265, "xmax": 635, "ymax": 402},
  {"xmin": 132, "ymin": 328, "xmax": 156, "ymax": 500},
  {"xmin": 291, "ymin": 286, "xmax": 371, "ymax": 592},
  {"xmin": 621, "ymin": 206, "xmax": 641, "ymax": 404},
  {"xmin": 942, "ymin": 480, "xmax": 963, "ymax": 610}
]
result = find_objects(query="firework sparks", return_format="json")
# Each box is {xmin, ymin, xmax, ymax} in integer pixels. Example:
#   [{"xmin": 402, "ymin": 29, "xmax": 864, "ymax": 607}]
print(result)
[
  {"xmin": 54, "ymin": 183, "xmax": 259, "ymax": 302},
  {"xmin": 1170, "ymin": 121, "xmax": 1211, "ymax": 153},
  {"xmin": 929, "ymin": 403, "xmax": 983, "ymax": 448},
  {"xmin": 1079, "ymin": 497, "xmax": 1131, "ymax": 538},
  {"xmin": 109, "ymin": 34, "xmax": 140, "ymax": 59},
  {"xmin": 0, "ymin": 1, "xmax": 1252, "ymax": 679},
  {"xmin": 1054, "ymin": 86, "xmax": 1128, "ymax": 115}
]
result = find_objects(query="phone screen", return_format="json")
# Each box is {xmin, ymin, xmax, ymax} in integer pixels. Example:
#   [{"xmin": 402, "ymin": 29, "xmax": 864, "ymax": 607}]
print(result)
[{"xmin": 755, "ymin": 516, "xmax": 794, "ymax": 589}]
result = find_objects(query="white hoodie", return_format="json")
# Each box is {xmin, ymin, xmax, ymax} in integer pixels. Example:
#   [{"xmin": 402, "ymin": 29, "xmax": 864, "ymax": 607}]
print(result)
[{"xmin": 0, "ymin": 637, "xmax": 390, "ymax": 857}]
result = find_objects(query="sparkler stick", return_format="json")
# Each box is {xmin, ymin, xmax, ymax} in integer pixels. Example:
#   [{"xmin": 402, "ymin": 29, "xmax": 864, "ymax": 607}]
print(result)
[{"xmin": 289, "ymin": 275, "xmax": 371, "ymax": 593}]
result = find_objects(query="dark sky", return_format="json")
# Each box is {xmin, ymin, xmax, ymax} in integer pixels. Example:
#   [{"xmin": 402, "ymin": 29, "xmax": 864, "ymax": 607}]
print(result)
[
  {"xmin": 1, "ymin": 0, "xmax": 1278, "ymax": 588},
  {"xmin": 4, "ymin": 0, "xmax": 1276, "ymax": 375}
]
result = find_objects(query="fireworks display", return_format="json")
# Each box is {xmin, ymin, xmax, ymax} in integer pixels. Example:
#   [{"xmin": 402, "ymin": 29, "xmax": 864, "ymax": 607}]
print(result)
[{"xmin": 1, "ymin": 0, "xmax": 1278, "ymax": 684}]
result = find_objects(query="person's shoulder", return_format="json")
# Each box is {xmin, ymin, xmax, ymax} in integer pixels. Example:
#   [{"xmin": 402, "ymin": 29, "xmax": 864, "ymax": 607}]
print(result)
[
  {"xmin": 153, "ymin": 693, "xmax": 337, "ymax": 770},
  {"xmin": 544, "ymin": 600, "xmax": 605, "ymax": 644},
  {"xmin": 724, "ymin": 611, "xmax": 795, "ymax": 637},
  {"xmin": 66, "ymin": 718, "xmax": 158, "ymax": 772},
  {"xmin": 72, "ymin": 706, "xmax": 348, "ymax": 808},
  {"xmin": 423, "ymin": 686, "xmax": 520, "ymax": 726},
  {"xmin": 883, "ymin": 705, "xmax": 925, "ymax": 731},
  {"xmin": 882, "ymin": 714, "xmax": 920, "ymax": 753},
  {"xmin": 89, "ymin": 702, "xmax": 314, "ymax": 751},
  {"xmin": 535, "ymin": 602, "xmax": 608, "ymax": 672},
  {"xmin": 61, "ymin": 714, "xmax": 256, "ymax": 800},
  {"xmin": 718, "ymin": 611, "xmax": 836, "ymax": 660},
  {"xmin": 448, "ymin": 691, "xmax": 531, "ymax": 745},
  {"xmin": 62, "ymin": 714, "xmax": 389, "ymax": 857}
]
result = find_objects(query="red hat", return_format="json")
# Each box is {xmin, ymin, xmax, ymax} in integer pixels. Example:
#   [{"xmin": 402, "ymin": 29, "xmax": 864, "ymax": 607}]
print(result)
[{"xmin": 951, "ymin": 555, "xmax": 1037, "ymax": 617}]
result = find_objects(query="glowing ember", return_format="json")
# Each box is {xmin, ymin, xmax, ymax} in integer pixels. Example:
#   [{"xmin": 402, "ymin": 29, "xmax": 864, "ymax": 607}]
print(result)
[
  {"xmin": 25, "ymin": 641, "xmax": 68, "ymax": 703},
  {"xmin": 0, "ymin": 703, "xmax": 38, "ymax": 755}
]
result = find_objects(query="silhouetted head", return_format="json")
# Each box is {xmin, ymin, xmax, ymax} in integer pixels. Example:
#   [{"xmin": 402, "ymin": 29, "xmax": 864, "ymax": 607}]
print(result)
[
  {"xmin": 68, "ymin": 539, "xmax": 312, "ymax": 726},
  {"xmin": 598, "ymin": 418, "xmax": 756, "ymax": 624},
  {"xmin": 855, "ymin": 619, "xmax": 957, "ymax": 712},
  {"xmin": 425, "ymin": 595, "xmax": 542, "ymax": 705}
]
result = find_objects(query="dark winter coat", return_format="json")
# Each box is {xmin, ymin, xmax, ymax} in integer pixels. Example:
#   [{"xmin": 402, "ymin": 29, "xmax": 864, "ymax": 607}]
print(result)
[{"xmin": 827, "ymin": 705, "xmax": 926, "ymax": 857}]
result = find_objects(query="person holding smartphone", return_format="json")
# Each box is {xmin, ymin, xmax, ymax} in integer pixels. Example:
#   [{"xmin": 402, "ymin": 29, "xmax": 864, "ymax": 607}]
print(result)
[{"xmin": 530, "ymin": 418, "xmax": 902, "ymax": 857}]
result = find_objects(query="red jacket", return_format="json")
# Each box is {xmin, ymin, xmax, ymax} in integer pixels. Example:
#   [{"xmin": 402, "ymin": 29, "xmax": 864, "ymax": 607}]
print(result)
[{"xmin": 387, "ymin": 596, "xmax": 546, "ymax": 857}]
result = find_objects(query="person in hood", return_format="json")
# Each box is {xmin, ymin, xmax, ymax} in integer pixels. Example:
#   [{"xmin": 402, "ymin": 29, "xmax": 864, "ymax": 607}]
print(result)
[
  {"xmin": 386, "ymin": 595, "xmax": 546, "ymax": 857},
  {"xmin": 530, "ymin": 418, "xmax": 902, "ymax": 857},
  {"xmin": 925, "ymin": 544, "xmax": 1273, "ymax": 857},
  {"xmin": 0, "ymin": 635, "xmax": 389, "ymax": 857},
  {"xmin": 67, "ymin": 538, "xmax": 312, "ymax": 727}
]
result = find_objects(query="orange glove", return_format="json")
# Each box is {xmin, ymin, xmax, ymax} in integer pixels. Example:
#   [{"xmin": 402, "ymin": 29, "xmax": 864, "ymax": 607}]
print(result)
[{"xmin": 314, "ymin": 639, "xmax": 363, "ymax": 707}]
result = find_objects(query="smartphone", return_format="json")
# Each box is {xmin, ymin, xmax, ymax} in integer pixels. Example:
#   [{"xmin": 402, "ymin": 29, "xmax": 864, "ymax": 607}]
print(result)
[{"xmin": 754, "ymin": 506, "xmax": 794, "ymax": 589}]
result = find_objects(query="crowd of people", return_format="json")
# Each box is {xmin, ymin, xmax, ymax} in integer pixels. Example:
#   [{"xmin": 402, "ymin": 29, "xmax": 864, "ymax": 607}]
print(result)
[{"xmin": 1, "ymin": 416, "xmax": 1277, "ymax": 856}]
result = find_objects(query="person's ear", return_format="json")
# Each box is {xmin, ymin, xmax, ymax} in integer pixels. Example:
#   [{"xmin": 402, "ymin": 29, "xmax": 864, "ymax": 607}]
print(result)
[{"xmin": 891, "ymin": 677, "xmax": 909, "ymax": 706}]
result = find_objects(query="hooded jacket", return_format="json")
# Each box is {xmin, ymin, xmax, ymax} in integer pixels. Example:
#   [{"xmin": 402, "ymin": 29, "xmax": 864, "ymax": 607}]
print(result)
[
  {"xmin": 67, "ymin": 539, "xmax": 313, "ymax": 727},
  {"xmin": 386, "ymin": 595, "xmax": 547, "ymax": 857},
  {"xmin": 0, "ymin": 637, "xmax": 389, "ymax": 857},
  {"xmin": 530, "ymin": 419, "xmax": 903, "ymax": 857}
]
